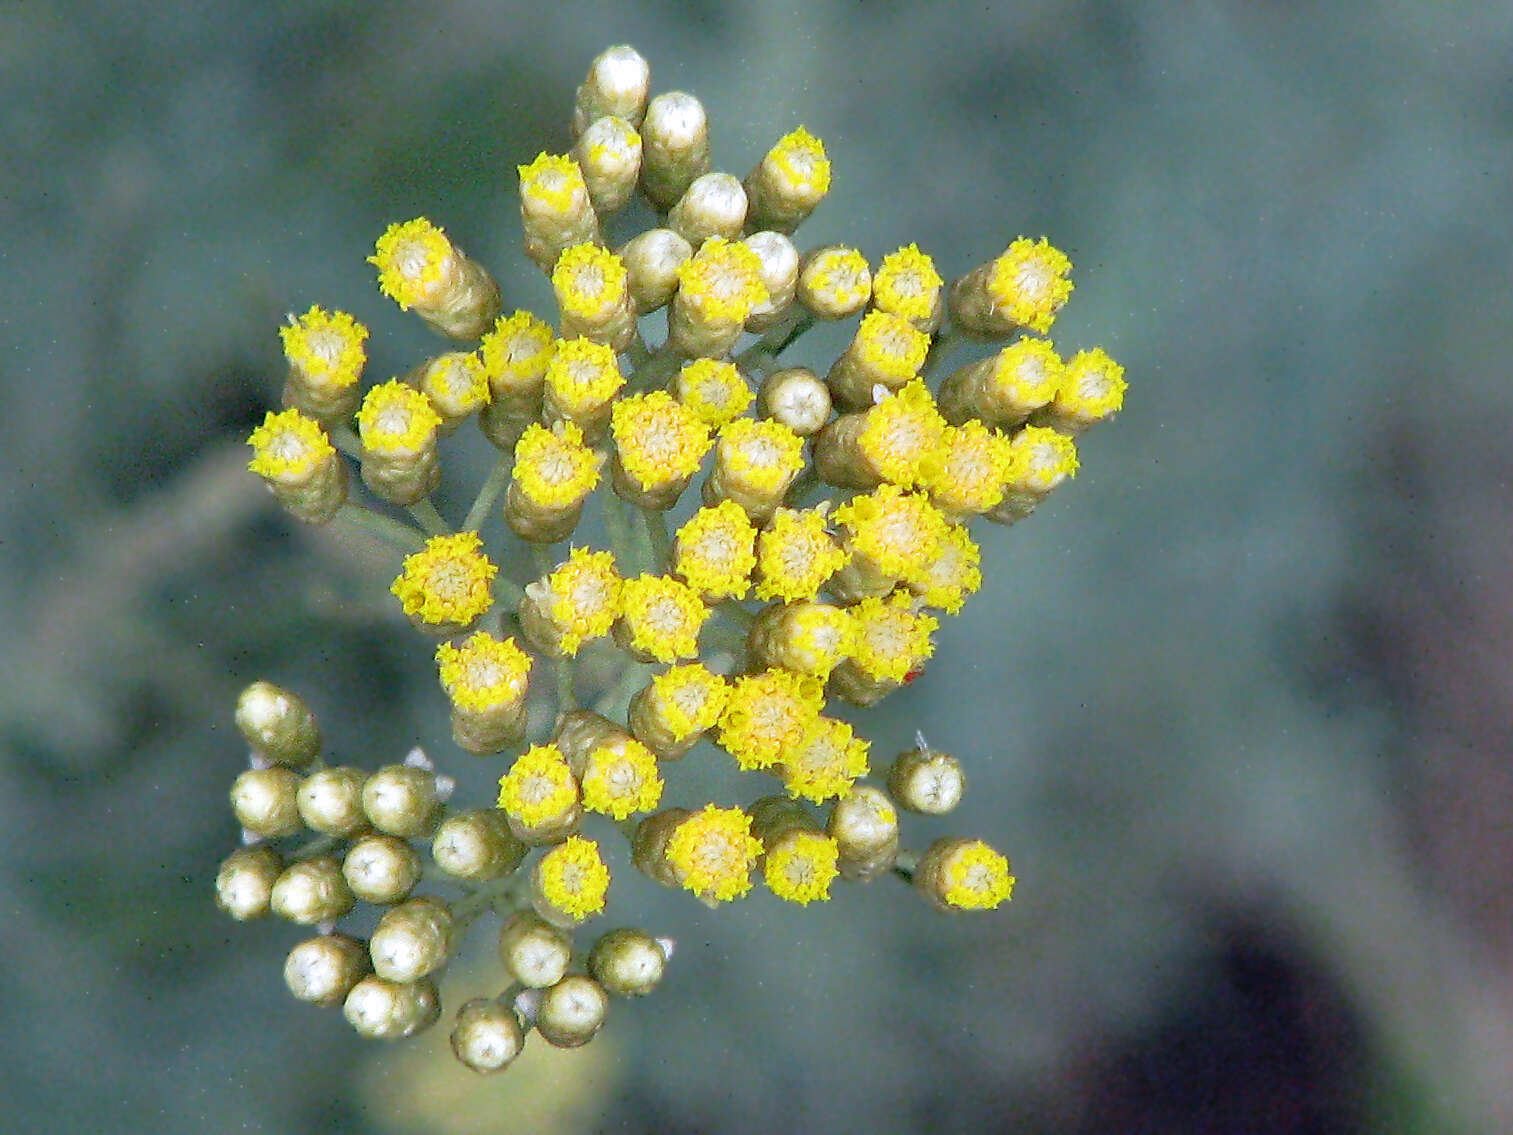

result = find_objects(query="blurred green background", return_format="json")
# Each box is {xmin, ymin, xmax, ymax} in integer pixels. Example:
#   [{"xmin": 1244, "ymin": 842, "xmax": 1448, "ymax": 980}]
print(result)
[{"xmin": 5, "ymin": 0, "xmax": 1511, "ymax": 1131}]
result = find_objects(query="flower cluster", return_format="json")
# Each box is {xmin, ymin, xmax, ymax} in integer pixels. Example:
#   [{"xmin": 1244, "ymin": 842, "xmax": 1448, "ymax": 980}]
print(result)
[{"xmin": 221, "ymin": 44, "xmax": 1124, "ymax": 1073}]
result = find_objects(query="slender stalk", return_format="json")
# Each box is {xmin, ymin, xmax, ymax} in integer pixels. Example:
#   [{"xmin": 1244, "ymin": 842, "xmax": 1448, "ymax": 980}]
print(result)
[
  {"xmin": 407, "ymin": 497, "xmax": 452, "ymax": 537},
  {"xmin": 734, "ymin": 309, "xmax": 815, "ymax": 370},
  {"xmin": 602, "ymin": 490, "xmax": 637, "ymax": 573},
  {"xmin": 921, "ymin": 324, "xmax": 967, "ymax": 380},
  {"xmin": 330, "ymin": 424, "xmax": 363, "ymax": 460},
  {"xmin": 335, "ymin": 501, "xmax": 427, "ymax": 551},
  {"xmin": 462, "ymin": 454, "xmax": 512, "ymax": 532},
  {"xmin": 638, "ymin": 505, "xmax": 673, "ymax": 570}
]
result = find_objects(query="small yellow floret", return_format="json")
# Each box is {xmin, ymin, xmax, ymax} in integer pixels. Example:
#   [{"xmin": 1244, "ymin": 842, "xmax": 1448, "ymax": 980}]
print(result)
[
  {"xmin": 987, "ymin": 237, "xmax": 1073, "ymax": 335},
  {"xmin": 497, "ymin": 744, "xmax": 579, "ymax": 827},
  {"xmin": 718, "ymin": 668, "xmax": 825, "ymax": 771},
  {"xmin": 552, "ymin": 242, "xmax": 629, "ymax": 321},
  {"xmin": 672, "ymin": 358, "xmax": 753, "ymax": 427},
  {"xmin": 618, "ymin": 575, "xmax": 708, "ymax": 663},
  {"xmin": 647, "ymin": 664, "xmax": 730, "ymax": 740},
  {"xmin": 754, "ymin": 507, "xmax": 849, "ymax": 602},
  {"xmin": 611, "ymin": 391, "xmax": 711, "ymax": 489},
  {"xmin": 832, "ymin": 485, "xmax": 951, "ymax": 586},
  {"xmin": 939, "ymin": 840, "xmax": 1015, "ymax": 910},
  {"xmin": 716, "ymin": 418, "xmax": 806, "ymax": 496},
  {"xmin": 803, "ymin": 247, "xmax": 872, "ymax": 310},
  {"xmin": 247, "ymin": 409, "xmax": 334, "ymax": 481},
  {"xmin": 418, "ymin": 352, "xmax": 491, "ymax": 417},
  {"xmin": 764, "ymin": 830, "xmax": 840, "ymax": 904},
  {"xmin": 1006, "ymin": 426, "xmax": 1079, "ymax": 493},
  {"xmin": 852, "ymin": 310, "xmax": 930, "ymax": 384},
  {"xmin": 357, "ymin": 380, "xmax": 443, "ymax": 457},
  {"xmin": 912, "ymin": 524, "xmax": 982, "ymax": 615},
  {"xmin": 513, "ymin": 421, "xmax": 602, "ymax": 508},
  {"xmin": 849, "ymin": 592, "xmax": 937, "ymax": 683},
  {"xmin": 990, "ymin": 338, "xmax": 1063, "ymax": 411},
  {"xmin": 766, "ymin": 602, "xmax": 855, "ymax": 677},
  {"xmin": 858, "ymin": 380, "xmax": 949, "ymax": 488},
  {"xmin": 436, "ymin": 632, "xmax": 531, "ymax": 713},
  {"xmin": 480, "ymin": 311, "xmax": 556, "ymax": 394},
  {"xmin": 580, "ymin": 738, "xmax": 664, "ymax": 820},
  {"xmin": 391, "ymin": 532, "xmax": 497, "ymax": 627},
  {"xmin": 766, "ymin": 126, "xmax": 831, "ymax": 198},
  {"xmin": 666, "ymin": 805, "xmax": 763, "ymax": 904},
  {"xmin": 536, "ymin": 835, "xmax": 611, "ymax": 921},
  {"xmin": 543, "ymin": 548, "xmax": 621, "ymax": 655},
  {"xmin": 673, "ymin": 501, "xmax": 757, "ymax": 600},
  {"xmin": 872, "ymin": 245, "xmax": 943, "ymax": 326},
  {"xmin": 1055, "ymin": 348, "xmax": 1127, "ymax": 421},
  {"xmin": 926, "ymin": 421, "xmax": 1015, "ymax": 515},
  {"xmin": 370, "ymin": 218, "xmax": 454, "ymax": 310},
  {"xmin": 545, "ymin": 337, "xmax": 624, "ymax": 415},
  {"xmin": 781, "ymin": 716, "xmax": 870, "ymax": 803},
  {"xmin": 518, "ymin": 153, "xmax": 589, "ymax": 217},
  {"xmin": 279, "ymin": 306, "xmax": 368, "ymax": 389},
  {"xmin": 676, "ymin": 237, "xmax": 770, "ymax": 325}
]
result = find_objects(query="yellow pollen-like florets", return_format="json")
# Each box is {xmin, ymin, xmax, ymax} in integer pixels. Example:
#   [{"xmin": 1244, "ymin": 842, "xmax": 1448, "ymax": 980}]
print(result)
[
  {"xmin": 618, "ymin": 575, "xmax": 709, "ymax": 663},
  {"xmin": 580, "ymin": 738, "xmax": 664, "ymax": 820},
  {"xmin": 853, "ymin": 310, "xmax": 930, "ymax": 382},
  {"xmin": 717, "ymin": 668, "xmax": 825, "ymax": 771},
  {"xmin": 611, "ymin": 391, "xmax": 712, "ymax": 489},
  {"xmin": 986, "ymin": 338, "xmax": 1063, "ymax": 420},
  {"xmin": 754, "ymin": 507, "xmax": 849, "ymax": 602},
  {"xmin": 542, "ymin": 548, "xmax": 621, "ymax": 655},
  {"xmin": 665, "ymin": 805, "xmax": 763, "ymax": 904},
  {"xmin": 357, "ymin": 380, "xmax": 443, "ymax": 457},
  {"xmin": 848, "ymin": 592, "xmax": 937, "ymax": 683},
  {"xmin": 435, "ymin": 632, "xmax": 531, "ymax": 713},
  {"xmin": 911, "ymin": 524, "xmax": 982, "ymax": 615},
  {"xmin": 279, "ymin": 306, "xmax": 368, "ymax": 389},
  {"xmin": 872, "ymin": 245, "xmax": 943, "ymax": 327},
  {"xmin": 676, "ymin": 237, "xmax": 770, "ymax": 325},
  {"xmin": 545, "ymin": 337, "xmax": 624, "ymax": 416},
  {"xmin": 936, "ymin": 840, "xmax": 1015, "ymax": 911},
  {"xmin": 987, "ymin": 237, "xmax": 1073, "ymax": 335},
  {"xmin": 671, "ymin": 358, "xmax": 753, "ymax": 427},
  {"xmin": 1053, "ymin": 347, "xmax": 1127, "ymax": 422},
  {"xmin": 552, "ymin": 242, "xmax": 629, "ymax": 321},
  {"xmin": 535, "ymin": 835, "xmax": 611, "ymax": 921},
  {"xmin": 715, "ymin": 418, "xmax": 806, "ymax": 498},
  {"xmin": 416, "ymin": 352, "xmax": 491, "ymax": 420},
  {"xmin": 780, "ymin": 716, "xmax": 871, "ymax": 803},
  {"xmin": 480, "ymin": 310, "xmax": 556, "ymax": 395},
  {"xmin": 925, "ymin": 420, "xmax": 1016, "ymax": 516},
  {"xmin": 370, "ymin": 219, "xmax": 455, "ymax": 310},
  {"xmin": 857, "ymin": 380, "xmax": 949, "ymax": 488},
  {"xmin": 247, "ymin": 409, "xmax": 334, "ymax": 481},
  {"xmin": 513, "ymin": 421, "xmax": 602, "ymax": 508},
  {"xmin": 801, "ymin": 246, "xmax": 872, "ymax": 314},
  {"xmin": 518, "ymin": 153, "xmax": 590, "ymax": 218},
  {"xmin": 764, "ymin": 829, "xmax": 841, "ymax": 905},
  {"xmin": 752, "ymin": 601, "xmax": 854, "ymax": 677},
  {"xmin": 766, "ymin": 126, "xmax": 831, "ymax": 198},
  {"xmin": 831, "ymin": 485, "xmax": 951, "ymax": 587},
  {"xmin": 645, "ymin": 663, "xmax": 730, "ymax": 740},
  {"xmin": 391, "ymin": 532, "xmax": 498, "ymax": 627},
  {"xmin": 1006, "ymin": 426, "xmax": 1079, "ymax": 493},
  {"xmin": 673, "ymin": 501, "xmax": 757, "ymax": 600},
  {"xmin": 497, "ymin": 744, "xmax": 579, "ymax": 827}
]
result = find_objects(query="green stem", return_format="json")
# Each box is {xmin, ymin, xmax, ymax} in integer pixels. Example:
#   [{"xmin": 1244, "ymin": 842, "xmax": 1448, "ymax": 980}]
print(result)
[
  {"xmin": 921, "ymin": 324, "xmax": 967, "ymax": 380},
  {"xmin": 407, "ymin": 497, "xmax": 452, "ymax": 537},
  {"xmin": 330, "ymin": 424, "xmax": 362, "ymax": 460},
  {"xmin": 335, "ymin": 501, "xmax": 427, "ymax": 551},
  {"xmin": 463, "ymin": 454, "xmax": 512, "ymax": 532},
  {"xmin": 638, "ymin": 505, "xmax": 673, "ymax": 570},
  {"xmin": 734, "ymin": 309, "xmax": 815, "ymax": 371},
  {"xmin": 602, "ymin": 491, "xmax": 637, "ymax": 574}
]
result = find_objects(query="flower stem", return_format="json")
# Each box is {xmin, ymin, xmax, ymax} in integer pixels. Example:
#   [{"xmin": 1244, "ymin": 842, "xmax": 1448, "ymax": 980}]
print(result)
[
  {"xmin": 463, "ymin": 454, "xmax": 512, "ymax": 532},
  {"xmin": 407, "ymin": 497, "xmax": 452, "ymax": 537},
  {"xmin": 335, "ymin": 501, "xmax": 428, "ymax": 551}
]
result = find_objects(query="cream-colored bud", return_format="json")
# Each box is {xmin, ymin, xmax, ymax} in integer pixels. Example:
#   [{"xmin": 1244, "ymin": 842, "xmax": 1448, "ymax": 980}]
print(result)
[
  {"xmin": 229, "ymin": 766, "xmax": 303, "ymax": 838},
  {"xmin": 343, "ymin": 975, "xmax": 440, "ymax": 1040},
  {"xmin": 284, "ymin": 933, "xmax": 370, "ymax": 1007},
  {"xmin": 270, "ymin": 857, "xmax": 354, "ymax": 924},
  {"xmin": 362, "ymin": 764, "xmax": 441, "ymax": 838},
  {"xmin": 640, "ymin": 92, "xmax": 710, "ymax": 210},
  {"xmin": 215, "ymin": 845, "xmax": 284, "ymax": 921},
  {"xmin": 572, "ymin": 45, "xmax": 651, "ymax": 134},
  {"xmin": 370, "ymin": 896, "xmax": 454, "ymax": 983},
  {"xmin": 573, "ymin": 115, "xmax": 643, "ymax": 214},
  {"xmin": 587, "ymin": 928, "xmax": 667, "ymax": 997},
  {"xmin": 431, "ymin": 810, "xmax": 526, "ymax": 881},
  {"xmin": 796, "ymin": 246, "xmax": 871, "ymax": 320},
  {"xmin": 451, "ymin": 998, "xmax": 527, "ymax": 1073},
  {"xmin": 758, "ymin": 367, "xmax": 831, "ymax": 436},
  {"xmin": 296, "ymin": 767, "xmax": 369, "ymax": 837},
  {"xmin": 668, "ymin": 172, "xmax": 748, "ymax": 246},
  {"xmin": 536, "ymin": 975, "xmax": 609, "ymax": 1048},
  {"xmin": 826, "ymin": 785, "xmax": 899, "ymax": 882},
  {"xmin": 619, "ymin": 228, "xmax": 692, "ymax": 314},
  {"xmin": 235, "ymin": 681, "xmax": 320, "ymax": 767},
  {"xmin": 498, "ymin": 911, "xmax": 573, "ymax": 988},
  {"xmin": 743, "ymin": 231, "xmax": 800, "ymax": 332},
  {"xmin": 886, "ymin": 746, "xmax": 965, "ymax": 814},
  {"xmin": 342, "ymin": 834, "xmax": 422, "ymax": 905}
]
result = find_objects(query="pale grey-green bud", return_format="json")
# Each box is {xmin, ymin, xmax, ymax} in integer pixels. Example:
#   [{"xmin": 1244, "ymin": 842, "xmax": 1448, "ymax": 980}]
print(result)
[
  {"xmin": 758, "ymin": 367, "xmax": 831, "ymax": 437},
  {"xmin": 886, "ymin": 746, "xmax": 965, "ymax": 814},
  {"xmin": 370, "ymin": 896, "xmax": 454, "ymax": 983},
  {"xmin": 587, "ymin": 928, "xmax": 667, "ymax": 997},
  {"xmin": 498, "ymin": 911, "xmax": 573, "ymax": 989},
  {"xmin": 296, "ymin": 766, "xmax": 369, "ymax": 836},
  {"xmin": 535, "ymin": 975, "xmax": 609, "ymax": 1048},
  {"xmin": 826, "ymin": 785, "xmax": 899, "ymax": 882},
  {"xmin": 270, "ymin": 857, "xmax": 355, "ymax": 924},
  {"xmin": 284, "ymin": 933, "xmax": 370, "ymax": 1007},
  {"xmin": 450, "ymin": 998, "xmax": 527, "ymax": 1073},
  {"xmin": 235, "ymin": 681, "xmax": 320, "ymax": 767},
  {"xmin": 362, "ymin": 764, "xmax": 441, "ymax": 837},
  {"xmin": 343, "ymin": 834, "xmax": 421, "ymax": 905},
  {"xmin": 432, "ymin": 809, "xmax": 527, "ymax": 881},
  {"xmin": 229, "ymin": 766, "xmax": 302, "ymax": 838},
  {"xmin": 343, "ymin": 976, "xmax": 440, "ymax": 1040},
  {"xmin": 215, "ymin": 844, "xmax": 283, "ymax": 921}
]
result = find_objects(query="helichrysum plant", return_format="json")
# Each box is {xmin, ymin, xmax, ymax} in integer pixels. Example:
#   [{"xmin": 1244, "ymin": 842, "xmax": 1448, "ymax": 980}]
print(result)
[{"xmin": 219, "ymin": 44, "xmax": 1126, "ymax": 1073}]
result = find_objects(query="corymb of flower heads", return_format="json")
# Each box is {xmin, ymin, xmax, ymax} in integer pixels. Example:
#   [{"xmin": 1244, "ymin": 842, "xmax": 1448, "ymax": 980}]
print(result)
[{"xmin": 222, "ymin": 43, "xmax": 1126, "ymax": 1072}]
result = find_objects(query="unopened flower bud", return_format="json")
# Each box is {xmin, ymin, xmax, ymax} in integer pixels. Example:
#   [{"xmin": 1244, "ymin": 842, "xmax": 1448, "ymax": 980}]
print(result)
[
  {"xmin": 536, "ymin": 975, "xmax": 610, "ymax": 1048},
  {"xmin": 370, "ymin": 896, "xmax": 454, "ymax": 982},
  {"xmin": 640, "ymin": 91, "xmax": 710, "ymax": 210},
  {"xmin": 235, "ymin": 681, "xmax": 321, "ymax": 768},
  {"xmin": 230, "ymin": 766, "xmax": 302, "ymax": 838},
  {"xmin": 826, "ymin": 785, "xmax": 899, "ymax": 882},
  {"xmin": 619, "ymin": 228, "xmax": 692, "ymax": 314},
  {"xmin": 886, "ymin": 745, "xmax": 965, "ymax": 814},
  {"xmin": 270, "ymin": 857, "xmax": 355, "ymax": 924},
  {"xmin": 573, "ymin": 115, "xmax": 643, "ymax": 215},
  {"xmin": 343, "ymin": 834, "xmax": 422, "ymax": 905},
  {"xmin": 215, "ymin": 844, "xmax": 284, "ymax": 920},
  {"xmin": 757, "ymin": 367, "xmax": 830, "ymax": 436},
  {"xmin": 284, "ymin": 933, "xmax": 370, "ymax": 1007},
  {"xmin": 668, "ymin": 172, "xmax": 748, "ymax": 246},
  {"xmin": 588, "ymin": 927, "xmax": 667, "ymax": 997},
  {"xmin": 572, "ymin": 44, "xmax": 651, "ymax": 134},
  {"xmin": 343, "ymin": 975, "xmax": 440, "ymax": 1039},
  {"xmin": 431, "ymin": 809, "xmax": 526, "ymax": 881},
  {"xmin": 518, "ymin": 153, "xmax": 601, "ymax": 274},
  {"xmin": 451, "ymin": 998, "xmax": 527, "ymax": 1073},
  {"xmin": 295, "ymin": 767, "xmax": 368, "ymax": 837},
  {"xmin": 498, "ymin": 911, "xmax": 574, "ymax": 988},
  {"xmin": 370, "ymin": 218, "xmax": 502, "ymax": 340},
  {"xmin": 362, "ymin": 764, "xmax": 442, "ymax": 838},
  {"xmin": 743, "ymin": 231, "xmax": 800, "ymax": 332}
]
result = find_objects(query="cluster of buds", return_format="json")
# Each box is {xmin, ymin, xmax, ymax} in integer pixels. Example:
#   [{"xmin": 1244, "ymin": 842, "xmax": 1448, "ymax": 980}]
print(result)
[{"xmin": 226, "ymin": 44, "xmax": 1125, "ymax": 1071}]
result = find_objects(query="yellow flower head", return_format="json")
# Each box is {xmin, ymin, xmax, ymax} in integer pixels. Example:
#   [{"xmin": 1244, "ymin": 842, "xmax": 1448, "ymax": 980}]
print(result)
[
  {"xmin": 665, "ymin": 805, "xmax": 763, "ymax": 904},
  {"xmin": 279, "ymin": 306, "xmax": 368, "ymax": 389},
  {"xmin": 851, "ymin": 311, "xmax": 930, "ymax": 390},
  {"xmin": 780, "ymin": 716, "xmax": 870, "ymax": 803},
  {"xmin": 497, "ymin": 744, "xmax": 579, "ymax": 827},
  {"xmin": 552, "ymin": 242, "xmax": 630, "ymax": 323},
  {"xmin": 764, "ymin": 829, "xmax": 840, "ymax": 905},
  {"xmin": 618, "ymin": 575, "xmax": 709, "ymax": 663},
  {"xmin": 849, "ymin": 592, "xmax": 937, "ymax": 683},
  {"xmin": 857, "ymin": 379, "xmax": 949, "ymax": 488},
  {"xmin": 480, "ymin": 310, "xmax": 556, "ymax": 396},
  {"xmin": 800, "ymin": 246, "xmax": 872, "ymax": 313},
  {"xmin": 715, "ymin": 418, "xmax": 806, "ymax": 498},
  {"xmin": 611, "ymin": 391, "xmax": 712, "ymax": 490},
  {"xmin": 436, "ymin": 632, "xmax": 531, "ymax": 713},
  {"xmin": 872, "ymin": 245, "xmax": 943, "ymax": 327},
  {"xmin": 754, "ymin": 507, "xmax": 848, "ymax": 602},
  {"xmin": 545, "ymin": 337, "xmax": 624, "ymax": 417},
  {"xmin": 676, "ymin": 237, "xmax": 769, "ymax": 326},
  {"xmin": 935, "ymin": 840, "xmax": 1015, "ymax": 911},
  {"xmin": 764, "ymin": 126, "xmax": 831, "ymax": 201},
  {"xmin": 357, "ymin": 380, "xmax": 443, "ymax": 458},
  {"xmin": 645, "ymin": 664, "xmax": 729, "ymax": 741},
  {"xmin": 580, "ymin": 737, "xmax": 664, "ymax": 820},
  {"xmin": 247, "ymin": 409, "xmax": 334, "ymax": 482},
  {"xmin": 911, "ymin": 523, "xmax": 982, "ymax": 615},
  {"xmin": 1006, "ymin": 426, "xmax": 1079, "ymax": 494},
  {"xmin": 417, "ymin": 352, "xmax": 491, "ymax": 419},
  {"xmin": 391, "ymin": 532, "xmax": 497, "ymax": 627},
  {"xmin": 925, "ymin": 420, "xmax": 1015, "ymax": 516},
  {"xmin": 758, "ymin": 601, "xmax": 855, "ymax": 678},
  {"xmin": 535, "ymin": 835, "xmax": 611, "ymax": 921},
  {"xmin": 518, "ymin": 153, "xmax": 590, "ymax": 219},
  {"xmin": 987, "ymin": 338, "xmax": 1063, "ymax": 416},
  {"xmin": 540, "ymin": 547, "xmax": 621, "ymax": 655},
  {"xmin": 987, "ymin": 237, "xmax": 1073, "ymax": 335},
  {"xmin": 717, "ymin": 668, "xmax": 825, "ymax": 771},
  {"xmin": 1054, "ymin": 347, "xmax": 1127, "ymax": 422},
  {"xmin": 370, "ymin": 218, "xmax": 455, "ymax": 310},
  {"xmin": 512, "ymin": 421, "xmax": 602, "ymax": 509},
  {"xmin": 673, "ymin": 501, "xmax": 757, "ymax": 600},
  {"xmin": 832, "ymin": 485, "xmax": 950, "ymax": 587},
  {"xmin": 671, "ymin": 358, "xmax": 753, "ymax": 427}
]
